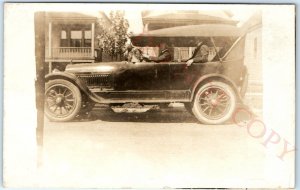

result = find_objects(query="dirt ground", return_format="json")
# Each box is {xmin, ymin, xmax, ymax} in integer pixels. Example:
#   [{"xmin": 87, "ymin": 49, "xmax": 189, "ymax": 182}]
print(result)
[{"xmin": 35, "ymin": 104, "xmax": 266, "ymax": 188}]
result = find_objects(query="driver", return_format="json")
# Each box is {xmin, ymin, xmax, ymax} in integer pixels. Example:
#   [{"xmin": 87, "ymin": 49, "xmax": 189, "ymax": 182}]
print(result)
[
  {"xmin": 186, "ymin": 41, "xmax": 209, "ymax": 66},
  {"xmin": 143, "ymin": 42, "xmax": 172, "ymax": 63}
]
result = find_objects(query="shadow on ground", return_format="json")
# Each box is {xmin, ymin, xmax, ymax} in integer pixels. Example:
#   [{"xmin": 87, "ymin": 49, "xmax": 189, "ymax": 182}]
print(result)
[
  {"xmin": 75, "ymin": 107, "xmax": 198, "ymax": 123},
  {"xmin": 73, "ymin": 105, "xmax": 254, "ymax": 124}
]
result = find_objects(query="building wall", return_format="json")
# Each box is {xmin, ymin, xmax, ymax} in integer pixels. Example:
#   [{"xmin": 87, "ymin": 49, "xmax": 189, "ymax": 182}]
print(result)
[
  {"xmin": 244, "ymin": 27, "xmax": 262, "ymax": 82},
  {"xmin": 244, "ymin": 26, "xmax": 263, "ymax": 116}
]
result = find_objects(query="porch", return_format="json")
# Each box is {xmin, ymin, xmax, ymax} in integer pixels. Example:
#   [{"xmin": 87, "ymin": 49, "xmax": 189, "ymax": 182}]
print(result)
[
  {"xmin": 45, "ymin": 47, "xmax": 94, "ymax": 60},
  {"xmin": 45, "ymin": 12, "xmax": 97, "ymax": 72}
]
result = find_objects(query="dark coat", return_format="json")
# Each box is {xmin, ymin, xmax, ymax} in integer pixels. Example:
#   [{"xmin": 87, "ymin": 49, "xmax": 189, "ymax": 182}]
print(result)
[
  {"xmin": 149, "ymin": 49, "xmax": 172, "ymax": 62},
  {"xmin": 190, "ymin": 44, "xmax": 209, "ymax": 63}
]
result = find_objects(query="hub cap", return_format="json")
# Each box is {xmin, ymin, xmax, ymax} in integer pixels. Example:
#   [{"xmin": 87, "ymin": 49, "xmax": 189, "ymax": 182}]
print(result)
[
  {"xmin": 45, "ymin": 85, "xmax": 76, "ymax": 117},
  {"xmin": 198, "ymin": 87, "xmax": 230, "ymax": 120}
]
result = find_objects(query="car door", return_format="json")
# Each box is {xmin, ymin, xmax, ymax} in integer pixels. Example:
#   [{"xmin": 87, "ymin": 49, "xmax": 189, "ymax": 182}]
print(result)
[
  {"xmin": 169, "ymin": 61, "xmax": 219, "ymax": 90},
  {"xmin": 114, "ymin": 61, "xmax": 170, "ymax": 91},
  {"xmin": 169, "ymin": 62, "xmax": 194, "ymax": 90}
]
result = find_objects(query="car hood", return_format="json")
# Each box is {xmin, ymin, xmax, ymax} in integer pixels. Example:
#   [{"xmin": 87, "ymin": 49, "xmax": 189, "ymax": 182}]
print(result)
[{"xmin": 65, "ymin": 62, "xmax": 128, "ymax": 74}]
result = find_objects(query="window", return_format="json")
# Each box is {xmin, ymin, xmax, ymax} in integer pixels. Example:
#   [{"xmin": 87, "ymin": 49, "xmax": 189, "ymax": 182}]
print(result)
[
  {"xmin": 60, "ymin": 30, "xmax": 93, "ymax": 47},
  {"xmin": 70, "ymin": 31, "xmax": 82, "ymax": 47},
  {"xmin": 60, "ymin": 30, "xmax": 68, "ymax": 47},
  {"xmin": 84, "ymin": 30, "xmax": 92, "ymax": 47},
  {"xmin": 85, "ymin": 30, "xmax": 91, "ymax": 39},
  {"xmin": 61, "ymin": 30, "xmax": 67, "ymax": 39}
]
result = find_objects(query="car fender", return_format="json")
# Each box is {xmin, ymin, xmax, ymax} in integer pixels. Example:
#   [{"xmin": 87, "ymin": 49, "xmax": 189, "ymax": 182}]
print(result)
[
  {"xmin": 190, "ymin": 73, "xmax": 243, "ymax": 102},
  {"xmin": 45, "ymin": 72, "xmax": 102, "ymax": 103}
]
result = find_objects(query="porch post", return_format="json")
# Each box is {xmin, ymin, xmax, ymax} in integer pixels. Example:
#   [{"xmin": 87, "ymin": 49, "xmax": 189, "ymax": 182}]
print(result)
[
  {"xmin": 67, "ymin": 27, "xmax": 71, "ymax": 47},
  {"xmin": 48, "ymin": 22, "xmax": 52, "ymax": 72},
  {"xmin": 49, "ymin": 61, "xmax": 52, "ymax": 74},
  {"xmin": 81, "ymin": 29, "xmax": 85, "ymax": 47},
  {"xmin": 144, "ymin": 23, "xmax": 149, "ymax": 32},
  {"xmin": 48, "ymin": 22, "xmax": 52, "ymax": 58},
  {"xmin": 91, "ymin": 22, "xmax": 95, "ymax": 58}
]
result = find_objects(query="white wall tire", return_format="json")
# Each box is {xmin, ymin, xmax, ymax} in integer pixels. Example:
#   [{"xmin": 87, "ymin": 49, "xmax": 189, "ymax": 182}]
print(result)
[{"xmin": 192, "ymin": 81, "xmax": 237, "ymax": 124}]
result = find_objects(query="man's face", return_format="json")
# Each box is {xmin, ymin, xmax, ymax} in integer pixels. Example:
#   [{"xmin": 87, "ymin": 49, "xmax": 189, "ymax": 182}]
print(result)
[{"xmin": 160, "ymin": 42, "xmax": 166, "ymax": 50}]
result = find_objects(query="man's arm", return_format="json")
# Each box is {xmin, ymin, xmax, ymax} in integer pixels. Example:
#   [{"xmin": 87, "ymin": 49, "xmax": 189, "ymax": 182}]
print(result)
[
  {"xmin": 192, "ymin": 55, "xmax": 208, "ymax": 63},
  {"xmin": 192, "ymin": 45, "xmax": 209, "ymax": 63},
  {"xmin": 149, "ymin": 51, "xmax": 171, "ymax": 62}
]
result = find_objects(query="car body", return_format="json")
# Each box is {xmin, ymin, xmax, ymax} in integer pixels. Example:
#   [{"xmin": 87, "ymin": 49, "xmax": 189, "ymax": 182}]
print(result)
[{"xmin": 44, "ymin": 24, "xmax": 248, "ymax": 124}]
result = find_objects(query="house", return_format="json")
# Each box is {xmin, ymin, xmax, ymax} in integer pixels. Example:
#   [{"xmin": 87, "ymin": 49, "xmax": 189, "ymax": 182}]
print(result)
[
  {"xmin": 242, "ymin": 11, "xmax": 263, "ymax": 116},
  {"xmin": 45, "ymin": 12, "xmax": 111, "ymax": 73}
]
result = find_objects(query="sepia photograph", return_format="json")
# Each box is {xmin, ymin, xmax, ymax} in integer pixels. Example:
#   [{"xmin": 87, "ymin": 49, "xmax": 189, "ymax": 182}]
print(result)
[{"xmin": 3, "ymin": 3, "xmax": 295, "ymax": 188}]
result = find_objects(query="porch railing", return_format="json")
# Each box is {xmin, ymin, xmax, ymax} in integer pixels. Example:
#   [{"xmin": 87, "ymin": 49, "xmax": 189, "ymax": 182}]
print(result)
[{"xmin": 46, "ymin": 47, "xmax": 93, "ymax": 59}]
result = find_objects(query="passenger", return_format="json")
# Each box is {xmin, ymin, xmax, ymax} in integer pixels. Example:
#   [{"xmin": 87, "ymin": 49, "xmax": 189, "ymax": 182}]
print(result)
[
  {"xmin": 186, "ymin": 41, "xmax": 209, "ymax": 66},
  {"xmin": 131, "ymin": 48, "xmax": 143, "ymax": 62},
  {"xmin": 143, "ymin": 42, "xmax": 172, "ymax": 63},
  {"xmin": 123, "ymin": 43, "xmax": 133, "ymax": 61},
  {"xmin": 124, "ymin": 43, "xmax": 143, "ymax": 63}
]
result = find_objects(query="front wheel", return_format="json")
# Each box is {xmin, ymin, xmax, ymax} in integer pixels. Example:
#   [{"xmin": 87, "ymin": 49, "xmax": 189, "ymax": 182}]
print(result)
[
  {"xmin": 192, "ymin": 81, "xmax": 237, "ymax": 124},
  {"xmin": 45, "ymin": 79, "xmax": 82, "ymax": 122}
]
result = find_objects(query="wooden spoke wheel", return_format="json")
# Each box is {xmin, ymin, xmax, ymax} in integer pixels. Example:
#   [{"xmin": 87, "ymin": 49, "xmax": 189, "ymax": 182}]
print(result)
[
  {"xmin": 45, "ymin": 79, "xmax": 82, "ymax": 122},
  {"xmin": 192, "ymin": 81, "xmax": 236, "ymax": 124}
]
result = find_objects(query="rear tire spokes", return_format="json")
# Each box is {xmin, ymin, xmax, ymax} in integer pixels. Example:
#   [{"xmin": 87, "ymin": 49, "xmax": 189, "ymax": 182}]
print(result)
[{"xmin": 199, "ymin": 87, "xmax": 230, "ymax": 119}]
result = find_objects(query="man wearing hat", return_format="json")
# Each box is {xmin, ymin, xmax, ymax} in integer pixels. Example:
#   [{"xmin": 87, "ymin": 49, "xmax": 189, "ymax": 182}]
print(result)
[
  {"xmin": 186, "ymin": 41, "xmax": 209, "ymax": 66},
  {"xmin": 143, "ymin": 42, "xmax": 172, "ymax": 63}
]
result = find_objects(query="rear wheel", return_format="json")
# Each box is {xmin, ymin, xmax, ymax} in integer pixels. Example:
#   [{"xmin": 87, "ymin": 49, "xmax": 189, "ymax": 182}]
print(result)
[
  {"xmin": 45, "ymin": 79, "xmax": 82, "ymax": 122},
  {"xmin": 192, "ymin": 81, "xmax": 236, "ymax": 124}
]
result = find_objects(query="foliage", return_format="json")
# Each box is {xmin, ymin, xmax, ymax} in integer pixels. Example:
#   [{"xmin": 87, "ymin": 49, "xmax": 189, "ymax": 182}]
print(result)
[{"xmin": 96, "ymin": 11, "xmax": 129, "ymax": 59}]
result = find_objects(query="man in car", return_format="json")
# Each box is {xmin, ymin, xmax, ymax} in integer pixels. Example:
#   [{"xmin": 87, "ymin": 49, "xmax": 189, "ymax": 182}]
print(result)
[
  {"xmin": 186, "ymin": 41, "xmax": 209, "ymax": 66},
  {"xmin": 143, "ymin": 42, "xmax": 172, "ymax": 62}
]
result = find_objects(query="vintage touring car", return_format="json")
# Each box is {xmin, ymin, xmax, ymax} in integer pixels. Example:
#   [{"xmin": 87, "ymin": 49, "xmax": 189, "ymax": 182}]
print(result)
[{"xmin": 44, "ymin": 24, "xmax": 248, "ymax": 124}]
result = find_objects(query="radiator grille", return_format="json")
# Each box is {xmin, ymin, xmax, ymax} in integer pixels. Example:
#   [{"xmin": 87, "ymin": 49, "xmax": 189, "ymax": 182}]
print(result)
[{"xmin": 76, "ymin": 74, "xmax": 112, "ymax": 87}]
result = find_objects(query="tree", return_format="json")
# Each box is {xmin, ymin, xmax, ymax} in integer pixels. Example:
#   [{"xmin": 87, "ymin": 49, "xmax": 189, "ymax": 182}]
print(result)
[{"xmin": 96, "ymin": 11, "xmax": 129, "ymax": 60}]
